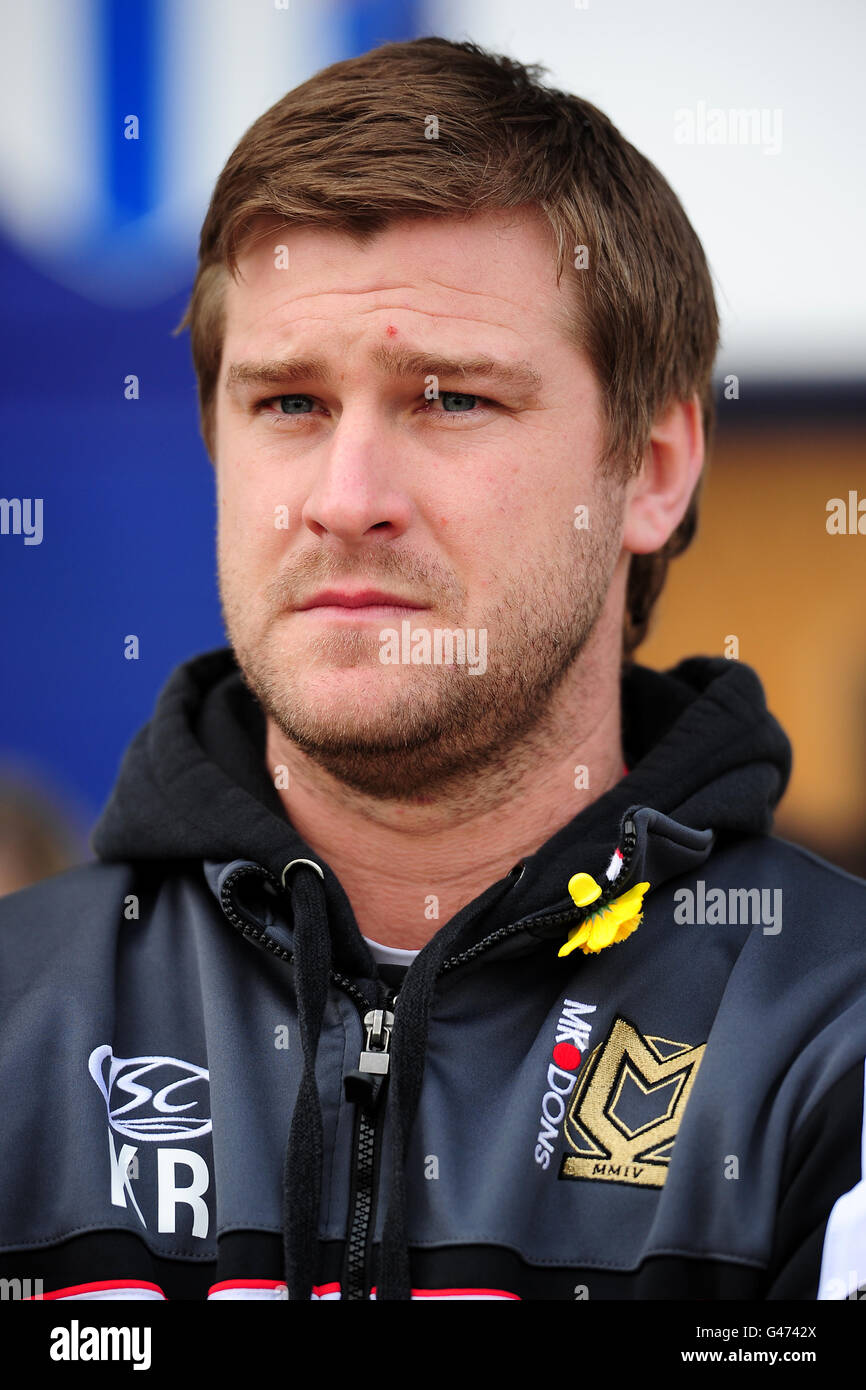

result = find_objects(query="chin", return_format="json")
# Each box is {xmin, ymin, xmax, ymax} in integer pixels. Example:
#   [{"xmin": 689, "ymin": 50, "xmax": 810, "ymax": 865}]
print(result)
[{"xmin": 279, "ymin": 663, "xmax": 427, "ymax": 719}]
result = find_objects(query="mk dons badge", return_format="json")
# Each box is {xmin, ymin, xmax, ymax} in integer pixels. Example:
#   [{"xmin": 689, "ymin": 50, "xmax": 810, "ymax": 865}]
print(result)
[{"xmin": 559, "ymin": 1016, "xmax": 705, "ymax": 1188}]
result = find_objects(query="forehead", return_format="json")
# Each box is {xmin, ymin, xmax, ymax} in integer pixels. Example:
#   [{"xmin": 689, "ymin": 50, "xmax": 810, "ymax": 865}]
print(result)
[{"xmin": 221, "ymin": 207, "xmax": 572, "ymax": 350}]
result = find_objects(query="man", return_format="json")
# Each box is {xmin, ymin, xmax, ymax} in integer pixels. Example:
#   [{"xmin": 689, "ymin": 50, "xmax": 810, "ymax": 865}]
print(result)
[{"xmin": 1, "ymin": 35, "xmax": 865, "ymax": 1303}]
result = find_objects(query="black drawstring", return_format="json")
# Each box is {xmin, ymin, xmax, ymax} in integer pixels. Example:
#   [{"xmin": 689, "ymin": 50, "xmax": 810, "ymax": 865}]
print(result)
[
  {"xmin": 274, "ymin": 858, "xmax": 521, "ymax": 1301},
  {"xmin": 280, "ymin": 860, "xmax": 331, "ymax": 1301}
]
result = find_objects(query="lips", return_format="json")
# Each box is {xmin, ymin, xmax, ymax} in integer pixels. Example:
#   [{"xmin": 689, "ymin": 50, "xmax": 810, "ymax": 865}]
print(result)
[{"xmin": 295, "ymin": 589, "xmax": 427, "ymax": 611}]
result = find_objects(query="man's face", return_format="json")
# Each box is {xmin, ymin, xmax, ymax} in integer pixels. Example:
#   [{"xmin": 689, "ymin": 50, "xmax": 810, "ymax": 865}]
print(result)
[{"xmin": 215, "ymin": 207, "xmax": 629, "ymax": 799}]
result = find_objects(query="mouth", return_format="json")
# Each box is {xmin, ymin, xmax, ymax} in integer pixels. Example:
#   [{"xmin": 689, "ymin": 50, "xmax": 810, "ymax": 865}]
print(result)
[{"xmin": 294, "ymin": 589, "xmax": 429, "ymax": 619}]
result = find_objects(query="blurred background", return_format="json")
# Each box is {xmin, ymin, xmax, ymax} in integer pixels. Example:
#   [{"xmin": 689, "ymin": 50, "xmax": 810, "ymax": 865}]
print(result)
[{"xmin": 0, "ymin": 0, "xmax": 863, "ymax": 891}]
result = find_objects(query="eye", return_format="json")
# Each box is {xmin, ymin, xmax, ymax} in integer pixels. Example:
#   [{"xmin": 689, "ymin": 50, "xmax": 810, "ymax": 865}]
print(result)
[
  {"xmin": 431, "ymin": 391, "xmax": 478, "ymax": 412},
  {"xmin": 252, "ymin": 394, "xmax": 328, "ymax": 429},
  {"xmin": 420, "ymin": 391, "xmax": 496, "ymax": 422},
  {"xmin": 262, "ymin": 394, "xmax": 318, "ymax": 417}
]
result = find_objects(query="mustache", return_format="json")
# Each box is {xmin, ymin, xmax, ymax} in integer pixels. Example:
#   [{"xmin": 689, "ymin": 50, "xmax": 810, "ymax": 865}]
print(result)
[{"xmin": 264, "ymin": 549, "xmax": 466, "ymax": 614}]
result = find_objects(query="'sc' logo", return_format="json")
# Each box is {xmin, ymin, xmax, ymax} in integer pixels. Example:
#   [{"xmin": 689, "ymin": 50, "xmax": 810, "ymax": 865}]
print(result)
[{"xmin": 88, "ymin": 1045, "xmax": 211, "ymax": 1143}]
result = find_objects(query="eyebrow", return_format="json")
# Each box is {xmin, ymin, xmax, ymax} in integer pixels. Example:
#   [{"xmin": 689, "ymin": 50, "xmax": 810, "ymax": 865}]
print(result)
[{"xmin": 224, "ymin": 346, "xmax": 543, "ymax": 398}]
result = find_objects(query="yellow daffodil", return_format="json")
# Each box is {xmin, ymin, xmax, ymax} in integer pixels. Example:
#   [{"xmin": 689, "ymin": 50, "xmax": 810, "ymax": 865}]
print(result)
[{"xmin": 558, "ymin": 873, "xmax": 651, "ymax": 957}]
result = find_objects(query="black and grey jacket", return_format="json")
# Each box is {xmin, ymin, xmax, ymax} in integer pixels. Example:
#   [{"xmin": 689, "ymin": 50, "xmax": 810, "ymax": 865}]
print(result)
[{"xmin": 2, "ymin": 647, "xmax": 865, "ymax": 1301}]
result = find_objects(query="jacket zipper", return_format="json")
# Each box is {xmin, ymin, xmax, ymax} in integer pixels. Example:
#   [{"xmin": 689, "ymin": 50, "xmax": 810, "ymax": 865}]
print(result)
[
  {"xmin": 220, "ymin": 813, "xmax": 637, "ymax": 990},
  {"xmin": 218, "ymin": 866, "xmax": 372, "ymax": 1011},
  {"xmin": 438, "ymin": 815, "xmax": 639, "ymax": 976},
  {"xmin": 219, "ymin": 816, "xmax": 637, "ymax": 1299},
  {"xmin": 342, "ymin": 999, "xmax": 396, "ymax": 1301}
]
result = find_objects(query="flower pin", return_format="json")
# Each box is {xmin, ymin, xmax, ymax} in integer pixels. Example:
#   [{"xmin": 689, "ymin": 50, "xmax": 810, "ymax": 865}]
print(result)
[{"xmin": 558, "ymin": 871, "xmax": 651, "ymax": 957}]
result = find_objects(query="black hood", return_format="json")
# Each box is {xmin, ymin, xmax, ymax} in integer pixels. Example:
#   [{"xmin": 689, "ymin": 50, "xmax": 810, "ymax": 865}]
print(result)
[{"xmin": 91, "ymin": 644, "xmax": 792, "ymax": 923}]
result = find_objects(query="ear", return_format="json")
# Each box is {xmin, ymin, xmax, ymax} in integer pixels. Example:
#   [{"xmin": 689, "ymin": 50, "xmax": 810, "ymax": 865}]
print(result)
[{"xmin": 621, "ymin": 394, "xmax": 704, "ymax": 555}]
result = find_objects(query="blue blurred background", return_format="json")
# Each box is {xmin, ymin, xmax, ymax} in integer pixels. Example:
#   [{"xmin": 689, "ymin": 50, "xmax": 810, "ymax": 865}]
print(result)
[{"xmin": 1, "ymin": 0, "xmax": 864, "ymax": 886}]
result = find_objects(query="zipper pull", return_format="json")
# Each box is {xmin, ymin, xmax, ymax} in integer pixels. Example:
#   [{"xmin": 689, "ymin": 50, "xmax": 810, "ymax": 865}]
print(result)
[
  {"xmin": 344, "ymin": 1007, "xmax": 395, "ymax": 1112},
  {"xmin": 358, "ymin": 1008, "xmax": 394, "ymax": 1075}
]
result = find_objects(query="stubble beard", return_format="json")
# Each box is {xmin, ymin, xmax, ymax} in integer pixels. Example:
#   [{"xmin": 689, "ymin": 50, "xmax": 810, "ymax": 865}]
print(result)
[{"xmin": 221, "ymin": 494, "xmax": 625, "ymax": 802}]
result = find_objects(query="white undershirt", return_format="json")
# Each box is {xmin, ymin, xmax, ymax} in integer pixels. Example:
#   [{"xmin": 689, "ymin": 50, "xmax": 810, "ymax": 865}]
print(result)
[{"xmin": 362, "ymin": 934, "xmax": 421, "ymax": 966}]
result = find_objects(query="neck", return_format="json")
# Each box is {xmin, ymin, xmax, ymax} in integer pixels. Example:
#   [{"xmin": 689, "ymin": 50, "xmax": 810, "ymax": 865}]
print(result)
[{"xmin": 265, "ymin": 650, "xmax": 625, "ymax": 951}]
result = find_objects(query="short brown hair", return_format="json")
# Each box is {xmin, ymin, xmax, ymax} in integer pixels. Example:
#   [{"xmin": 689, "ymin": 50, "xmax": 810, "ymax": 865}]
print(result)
[{"xmin": 176, "ymin": 36, "xmax": 719, "ymax": 658}]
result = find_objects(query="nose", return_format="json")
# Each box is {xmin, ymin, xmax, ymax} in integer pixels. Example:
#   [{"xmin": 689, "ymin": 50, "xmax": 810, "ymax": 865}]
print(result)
[{"xmin": 300, "ymin": 406, "xmax": 413, "ymax": 545}]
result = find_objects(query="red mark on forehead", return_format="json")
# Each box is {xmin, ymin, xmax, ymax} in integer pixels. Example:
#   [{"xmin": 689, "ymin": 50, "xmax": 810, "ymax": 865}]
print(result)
[{"xmin": 385, "ymin": 324, "xmax": 398, "ymax": 337}]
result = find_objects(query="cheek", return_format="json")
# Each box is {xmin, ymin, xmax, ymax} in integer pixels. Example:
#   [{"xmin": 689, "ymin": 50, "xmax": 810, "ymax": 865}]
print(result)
[
  {"xmin": 432, "ymin": 476, "xmax": 529, "ymax": 567},
  {"xmin": 216, "ymin": 472, "xmax": 291, "ymax": 570},
  {"xmin": 463, "ymin": 467, "xmax": 561, "ymax": 554}
]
